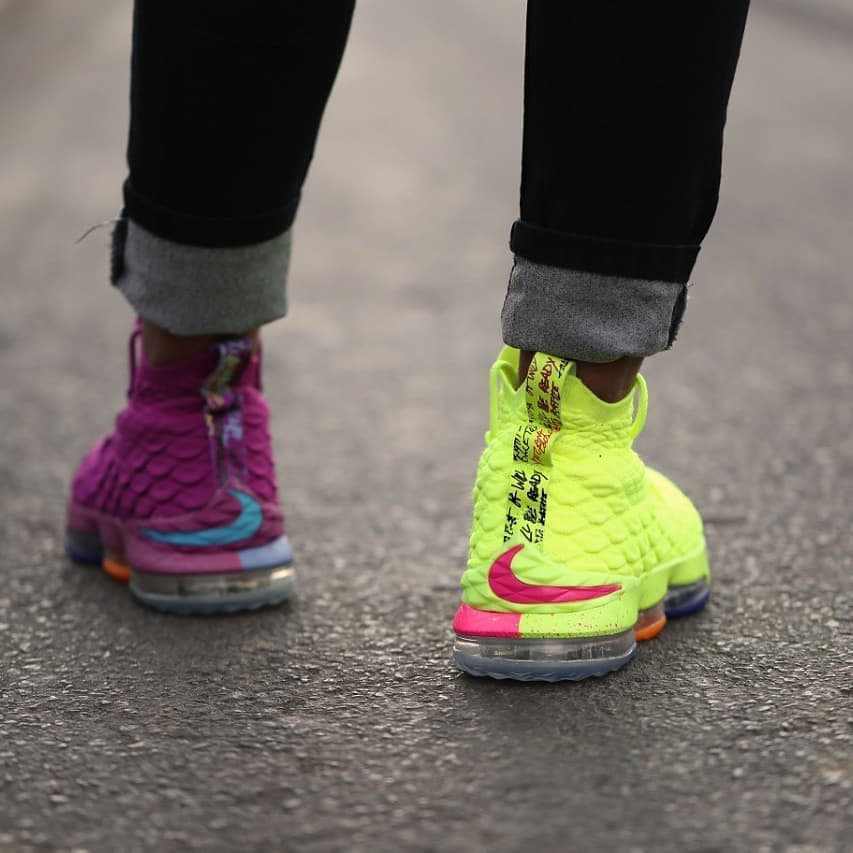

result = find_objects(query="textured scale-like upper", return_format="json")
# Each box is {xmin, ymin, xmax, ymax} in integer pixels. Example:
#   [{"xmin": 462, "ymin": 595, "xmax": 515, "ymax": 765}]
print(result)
[
  {"xmin": 462, "ymin": 349, "xmax": 704, "ymax": 612},
  {"xmin": 71, "ymin": 338, "xmax": 278, "ymax": 522}
]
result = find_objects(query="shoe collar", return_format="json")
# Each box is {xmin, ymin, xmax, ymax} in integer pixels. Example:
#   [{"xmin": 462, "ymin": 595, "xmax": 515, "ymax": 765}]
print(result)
[
  {"xmin": 126, "ymin": 320, "xmax": 261, "ymax": 403},
  {"xmin": 489, "ymin": 346, "xmax": 647, "ymax": 441}
]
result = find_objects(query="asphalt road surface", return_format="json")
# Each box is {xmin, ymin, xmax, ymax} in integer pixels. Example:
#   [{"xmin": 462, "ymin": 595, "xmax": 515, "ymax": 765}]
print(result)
[{"xmin": 1, "ymin": 1, "xmax": 851, "ymax": 851}]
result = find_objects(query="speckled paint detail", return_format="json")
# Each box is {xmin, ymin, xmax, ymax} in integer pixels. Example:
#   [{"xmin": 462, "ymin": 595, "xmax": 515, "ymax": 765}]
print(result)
[
  {"xmin": 517, "ymin": 597, "xmax": 639, "ymax": 639},
  {"xmin": 458, "ymin": 347, "xmax": 709, "ymax": 650}
]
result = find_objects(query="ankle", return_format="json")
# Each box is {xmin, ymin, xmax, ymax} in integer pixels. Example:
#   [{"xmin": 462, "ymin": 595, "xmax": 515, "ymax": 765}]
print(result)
[
  {"xmin": 575, "ymin": 358, "xmax": 643, "ymax": 403},
  {"xmin": 518, "ymin": 350, "xmax": 643, "ymax": 403},
  {"xmin": 141, "ymin": 320, "xmax": 259, "ymax": 366}
]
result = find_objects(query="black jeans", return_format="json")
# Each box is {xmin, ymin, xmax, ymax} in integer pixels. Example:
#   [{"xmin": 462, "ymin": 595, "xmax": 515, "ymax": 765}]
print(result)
[{"xmin": 116, "ymin": 1, "xmax": 750, "ymax": 357}]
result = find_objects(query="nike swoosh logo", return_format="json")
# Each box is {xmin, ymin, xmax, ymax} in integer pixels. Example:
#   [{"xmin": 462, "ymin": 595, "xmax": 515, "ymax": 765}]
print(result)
[
  {"xmin": 140, "ymin": 489, "xmax": 263, "ymax": 547},
  {"xmin": 488, "ymin": 544, "xmax": 621, "ymax": 604}
]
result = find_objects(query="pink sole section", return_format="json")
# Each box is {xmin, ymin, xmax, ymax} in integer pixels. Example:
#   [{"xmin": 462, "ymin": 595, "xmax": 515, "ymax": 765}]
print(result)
[{"xmin": 453, "ymin": 604, "xmax": 521, "ymax": 638}]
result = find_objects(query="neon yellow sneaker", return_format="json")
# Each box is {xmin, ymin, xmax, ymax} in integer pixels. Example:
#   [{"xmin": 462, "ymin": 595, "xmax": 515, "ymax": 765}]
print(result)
[{"xmin": 452, "ymin": 348, "xmax": 710, "ymax": 681}]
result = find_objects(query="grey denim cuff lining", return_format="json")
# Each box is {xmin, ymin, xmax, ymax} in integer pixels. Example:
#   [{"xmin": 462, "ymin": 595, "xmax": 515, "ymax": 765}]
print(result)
[
  {"xmin": 113, "ymin": 220, "xmax": 291, "ymax": 335},
  {"xmin": 501, "ymin": 257, "xmax": 688, "ymax": 363}
]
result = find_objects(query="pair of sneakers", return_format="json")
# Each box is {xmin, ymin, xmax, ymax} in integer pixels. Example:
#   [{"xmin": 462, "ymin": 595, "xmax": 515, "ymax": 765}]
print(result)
[{"xmin": 67, "ymin": 326, "xmax": 710, "ymax": 681}]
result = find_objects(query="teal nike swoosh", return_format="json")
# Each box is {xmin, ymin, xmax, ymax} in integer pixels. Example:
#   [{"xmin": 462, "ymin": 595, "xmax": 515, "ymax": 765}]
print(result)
[{"xmin": 140, "ymin": 490, "xmax": 263, "ymax": 547}]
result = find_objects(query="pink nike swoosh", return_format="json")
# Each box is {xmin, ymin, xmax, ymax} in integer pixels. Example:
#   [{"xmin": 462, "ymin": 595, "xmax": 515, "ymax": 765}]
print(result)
[{"xmin": 488, "ymin": 544, "xmax": 621, "ymax": 604}]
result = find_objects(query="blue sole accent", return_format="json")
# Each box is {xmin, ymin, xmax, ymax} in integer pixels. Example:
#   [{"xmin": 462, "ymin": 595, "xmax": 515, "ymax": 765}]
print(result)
[
  {"xmin": 453, "ymin": 644, "xmax": 638, "ymax": 682},
  {"xmin": 65, "ymin": 542, "xmax": 103, "ymax": 566},
  {"xmin": 66, "ymin": 545, "xmax": 102, "ymax": 566},
  {"xmin": 664, "ymin": 583, "xmax": 711, "ymax": 619},
  {"xmin": 238, "ymin": 535, "xmax": 293, "ymax": 570}
]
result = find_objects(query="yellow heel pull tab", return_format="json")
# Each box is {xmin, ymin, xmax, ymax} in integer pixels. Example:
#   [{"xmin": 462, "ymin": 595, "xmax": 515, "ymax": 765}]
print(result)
[{"xmin": 629, "ymin": 373, "xmax": 648, "ymax": 440}]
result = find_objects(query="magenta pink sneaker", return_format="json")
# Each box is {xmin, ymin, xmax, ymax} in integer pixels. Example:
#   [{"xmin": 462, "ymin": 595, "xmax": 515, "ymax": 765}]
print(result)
[{"xmin": 66, "ymin": 325, "xmax": 294, "ymax": 613}]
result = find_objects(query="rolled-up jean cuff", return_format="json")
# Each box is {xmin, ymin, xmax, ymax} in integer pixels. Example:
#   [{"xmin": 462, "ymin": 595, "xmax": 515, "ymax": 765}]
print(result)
[
  {"xmin": 510, "ymin": 220, "xmax": 699, "ymax": 284},
  {"xmin": 111, "ymin": 219, "xmax": 290, "ymax": 335},
  {"xmin": 501, "ymin": 257, "xmax": 688, "ymax": 362}
]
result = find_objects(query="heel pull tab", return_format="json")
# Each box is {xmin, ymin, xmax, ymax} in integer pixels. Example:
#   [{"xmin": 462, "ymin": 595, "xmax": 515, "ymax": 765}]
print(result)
[
  {"xmin": 202, "ymin": 339, "xmax": 254, "ymax": 485},
  {"xmin": 629, "ymin": 374, "xmax": 648, "ymax": 440},
  {"xmin": 126, "ymin": 318, "xmax": 143, "ymax": 398}
]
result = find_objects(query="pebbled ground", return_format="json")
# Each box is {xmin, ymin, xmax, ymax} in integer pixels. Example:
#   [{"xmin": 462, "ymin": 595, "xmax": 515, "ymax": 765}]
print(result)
[{"xmin": 0, "ymin": 1, "xmax": 851, "ymax": 851}]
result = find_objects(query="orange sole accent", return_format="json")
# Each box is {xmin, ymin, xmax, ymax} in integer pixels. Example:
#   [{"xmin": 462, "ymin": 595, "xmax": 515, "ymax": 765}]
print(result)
[
  {"xmin": 634, "ymin": 612, "xmax": 667, "ymax": 642},
  {"xmin": 102, "ymin": 555, "xmax": 131, "ymax": 583}
]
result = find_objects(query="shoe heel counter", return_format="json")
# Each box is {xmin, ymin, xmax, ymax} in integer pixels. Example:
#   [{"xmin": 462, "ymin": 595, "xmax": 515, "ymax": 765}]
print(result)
[{"xmin": 123, "ymin": 486, "xmax": 284, "ymax": 573}]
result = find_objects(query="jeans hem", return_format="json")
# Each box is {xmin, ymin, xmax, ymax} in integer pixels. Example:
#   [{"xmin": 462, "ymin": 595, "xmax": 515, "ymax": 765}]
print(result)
[
  {"xmin": 112, "ymin": 220, "xmax": 290, "ymax": 335},
  {"xmin": 501, "ymin": 256, "xmax": 688, "ymax": 362}
]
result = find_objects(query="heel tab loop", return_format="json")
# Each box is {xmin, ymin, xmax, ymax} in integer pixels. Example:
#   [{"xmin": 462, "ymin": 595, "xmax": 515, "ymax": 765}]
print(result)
[{"xmin": 629, "ymin": 373, "xmax": 648, "ymax": 440}]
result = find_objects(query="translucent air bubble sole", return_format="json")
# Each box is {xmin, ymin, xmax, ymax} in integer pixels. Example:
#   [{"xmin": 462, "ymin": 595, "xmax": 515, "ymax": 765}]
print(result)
[
  {"xmin": 453, "ymin": 630, "xmax": 637, "ymax": 682},
  {"xmin": 129, "ymin": 564, "xmax": 296, "ymax": 615}
]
